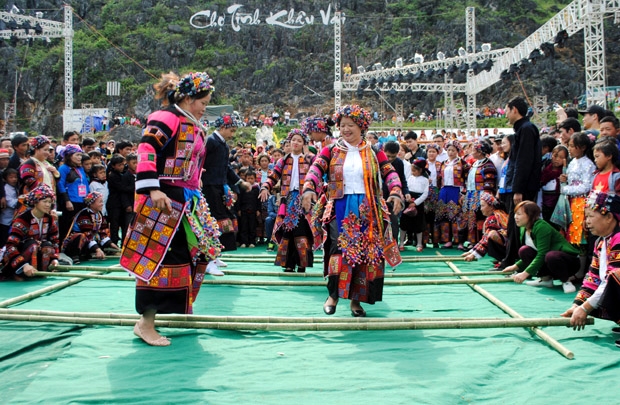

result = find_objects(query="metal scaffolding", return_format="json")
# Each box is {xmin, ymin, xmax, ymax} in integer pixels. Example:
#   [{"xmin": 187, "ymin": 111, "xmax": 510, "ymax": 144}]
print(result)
[
  {"xmin": 0, "ymin": 5, "xmax": 74, "ymax": 114},
  {"xmin": 338, "ymin": 0, "xmax": 620, "ymax": 131}
]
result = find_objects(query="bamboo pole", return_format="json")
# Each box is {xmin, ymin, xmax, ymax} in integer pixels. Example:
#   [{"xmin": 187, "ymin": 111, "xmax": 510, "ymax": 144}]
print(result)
[
  {"xmin": 50, "ymin": 265, "xmax": 501, "ymax": 278},
  {"xmin": 217, "ymin": 254, "xmax": 467, "ymax": 263},
  {"xmin": 0, "ymin": 308, "xmax": 514, "ymax": 324},
  {"xmin": 439, "ymin": 253, "xmax": 580, "ymax": 360},
  {"xmin": 34, "ymin": 272, "xmax": 512, "ymax": 286},
  {"xmin": 0, "ymin": 312, "xmax": 590, "ymax": 331},
  {"xmin": 0, "ymin": 271, "xmax": 105, "ymax": 308}
]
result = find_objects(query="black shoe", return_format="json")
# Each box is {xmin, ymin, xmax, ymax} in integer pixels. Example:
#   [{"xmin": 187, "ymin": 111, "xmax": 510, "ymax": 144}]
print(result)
[
  {"xmin": 616, "ymin": 339, "xmax": 620, "ymax": 348},
  {"xmin": 351, "ymin": 308, "xmax": 366, "ymax": 317},
  {"xmin": 283, "ymin": 268, "xmax": 294, "ymax": 272},
  {"xmin": 612, "ymin": 327, "xmax": 620, "ymax": 335},
  {"xmin": 323, "ymin": 299, "xmax": 337, "ymax": 315},
  {"xmin": 297, "ymin": 267, "xmax": 306, "ymax": 273},
  {"xmin": 71, "ymin": 256, "xmax": 80, "ymax": 265}
]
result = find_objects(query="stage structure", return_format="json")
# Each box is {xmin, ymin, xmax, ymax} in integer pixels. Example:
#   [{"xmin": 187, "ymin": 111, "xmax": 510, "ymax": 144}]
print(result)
[
  {"xmin": 338, "ymin": 0, "xmax": 620, "ymax": 132},
  {"xmin": 0, "ymin": 5, "xmax": 73, "ymax": 113}
]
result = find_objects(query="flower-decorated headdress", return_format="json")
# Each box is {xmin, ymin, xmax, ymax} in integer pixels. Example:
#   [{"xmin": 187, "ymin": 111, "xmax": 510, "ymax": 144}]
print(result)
[
  {"xmin": 175, "ymin": 72, "xmax": 214, "ymax": 97},
  {"xmin": 586, "ymin": 190, "xmax": 620, "ymax": 221},
  {"xmin": 334, "ymin": 105, "xmax": 372, "ymax": 132},
  {"xmin": 214, "ymin": 115, "xmax": 238, "ymax": 129},
  {"xmin": 30, "ymin": 135, "xmax": 51, "ymax": 150},
  {"xmin": 425, "ymin": 143, "xmax": 440, "ymax": 152},
  {"xmin": 26, "ymin": 184, "xmax": 56, "ymax": 207},
  {"xmin": 473, "ymin": 140, "xmax": 493, "ymax": 155},
  {"xmin": 480, "ymin": 191, "xmax": 500, "ymax": 208},
  {"xmin": 301, "ymin": 116, "xmax": 333, "ymax": 136},
  {"xmin": 286, "ymin": 128, "xmax": 310, "ymax": 144},
  {"xmin": 84, "ymin": 191, "xmax": 103, "ymax": 207},
  {"xmin": 444, "ymin": 140, "xmax": 462, "ymax": 154}
]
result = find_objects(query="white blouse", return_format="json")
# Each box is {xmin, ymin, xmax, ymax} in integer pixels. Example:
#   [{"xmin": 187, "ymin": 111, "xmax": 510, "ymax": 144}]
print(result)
[
  {"xmin": 290, "ymin": 154, "xmax": 301, "ymax": 191},
  {"xmin": 407, "ymin": 175, "xmax": 430, "ymax": 206},
  {"xmin": 343, "ymin": 142, "xmax": 365, "ymax": 194}
]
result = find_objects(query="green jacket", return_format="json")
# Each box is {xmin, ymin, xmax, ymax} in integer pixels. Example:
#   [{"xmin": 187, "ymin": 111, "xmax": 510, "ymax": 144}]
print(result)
[{"xmin": 516, "ymin": 219, "xmax": 580, "ymax": 276}]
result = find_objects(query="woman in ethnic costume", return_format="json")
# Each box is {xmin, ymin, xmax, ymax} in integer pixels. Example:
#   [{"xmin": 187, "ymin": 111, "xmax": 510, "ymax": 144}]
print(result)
[
  {"xmin": 436, "ymin": 140, "xmax": 470, "ymax": 250},
  {"xmin": 462, "ymin": 140, "xmax": 497, "ymax": 248},
  {"xmin": 17, "ymin": 135, "xmax": 59, "ymax": 216},
  {"xmin": 124, "ymin": 71, "xmax": 221, "ymax": 346},
  {"xmin": 423, "ymin": 143, "xmax": 442, "ymax": 248},
  {"xmin": 462, "ymin": 192, "xmax": 508, "ymax": 263},
  {"xmin": 301, "ymin": 105, "xmax": 403, "ymax": 317},
  {"xmin": 62, "ymin": 191, "xmax": 119, "ymax": 263},
  {"xmin": 259, "ymin": 129, "xmax": 314, "ymax": 273},
  {"xmin": 1, "ymin": 185, "xmax": 59, "ymax": 280},
  {"xmin": 562, "ymin": 190, "xmax": 620, "ymax": 348},
  {"xmin": 302, "ymin": 116, "xmax": 335, "ymax": 151}
]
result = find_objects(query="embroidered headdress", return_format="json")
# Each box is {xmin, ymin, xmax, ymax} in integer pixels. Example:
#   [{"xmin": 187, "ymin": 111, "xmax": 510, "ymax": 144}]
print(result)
[
  {"xmin": 473, "ymin": 140, "xmax": 493, "ymax": 155},
  {"xmin": 286, "ymin": 128, "xmax": 309, "ymax": 144},
  {"xmin": 84, "ymin": 191, "xmax": 103, "ymax": 206},
  {"xmin": 334, "ymin": 105, "xmax": 372, "ymax": 132},
  {"xmin": 425, "ymin": 143, "xmax": 440, "ymax": 152},
  {"xmin": 175, "ymin": 72, "xmax": 214, "ymax": 97},
  {"xmin": 301, "ymin": 116, "xmax": 333, "ymax": 136},
  {"xmin": 30, "ymin": 135, "xmax": 51, "ymax": 150},
  {"xmin": 587, "ymin": 190, "xmax": 620, "ymax": 221},
  {"xmin": 444, "ymin": 140, "xmax": 462, "ymax": 154},
  {"xmin": 26, "ymin": 184, "xmax": 56, "ymax": 207}
]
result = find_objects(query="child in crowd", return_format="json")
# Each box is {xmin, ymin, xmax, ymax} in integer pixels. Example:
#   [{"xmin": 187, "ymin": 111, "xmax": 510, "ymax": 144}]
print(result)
[
  {"xmin": 121, "ymin": 153, "xmax": 137, "ymax": 237},
  {"xmin": 400, "ymin": 158, "xmax": 430, "ymax": 252},
  {"xmin": 88, "ymin": 150, "xmax": 103, "ymax": 166},
  {"xmin": 81, "ymin": 153, "xmax": 93, "ymax": 182},
  {"xmin": 264, "ymin": 185, "xmax": 280, "ymax": 251},
  {"xmin": 0, "ymin": 168, "xmax": 19, "ymax": 246},
  {"xmin": 106, "ymin": 154, "xmax": 126, "ymax": 247},
  {"xmin": 271, "ymin": 149, "xmax": 284, "ymax": 167},
  {"xmin": 559, "ymin": 132, "xmax": 596, "ymax": 245},
  {"xmin": 237, "ymin": 170, "xmax": 260, "ymax": 248},
  {"xmin": 62, "ymin": 191, "xmax": 120, "ymax": 264},
  {"xmin": 540, "ymin": 145, "xmax": 568, "ymax": 225},
  {"xmin": 89, "ymin": 164, "xmax": 109, "ymax": 217},
  {"xmin": 591, "ymin": 138, "xmax": 620, "ymax": 195},
  {"xmin": 257, "ymin": 154, "xmax": 271, "ymax": 184}
]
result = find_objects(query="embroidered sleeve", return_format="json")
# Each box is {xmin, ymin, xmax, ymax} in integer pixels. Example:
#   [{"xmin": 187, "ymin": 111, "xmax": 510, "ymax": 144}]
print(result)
[
  {"xmin": 482, "ymin": 162, "xmax": 497, "ymax": 192},
  {"xmin": 19, "ymin": 160, "xmax": 39, "ymax": 191},
  {"xmin": 262, "ymin": 158, "xmax": 284, "ymax": 192},
  {"xmin": 377, "ymin": 150, "xmax": 403, "ymax": 200},
  {"xmin": 5, "ymin": 215, "xmax": 30, "ymax": 269},
  {"xmin": 303, "ymin": 146, "xmax": 331, "ymax": 193}
]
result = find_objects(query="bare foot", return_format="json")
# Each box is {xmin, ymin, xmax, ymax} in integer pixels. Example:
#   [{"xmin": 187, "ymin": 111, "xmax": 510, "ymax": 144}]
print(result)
[{"xmin": 133, "ymin": 320, "xmax": 170, "ymax": 346}]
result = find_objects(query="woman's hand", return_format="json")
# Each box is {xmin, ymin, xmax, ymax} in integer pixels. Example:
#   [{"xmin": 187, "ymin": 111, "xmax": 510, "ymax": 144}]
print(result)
[
  {"xmin": 511, "ymin": 271, "xmax": 529, "ymax": 284},
  {"xmin": 301, "ymin": 191, "xmax": 317, "ymax": 213},
  {"xmin": 387, "ymin": 196, "xmax": 402, "ymax": 215},
  {"xmin": 559, "ymin": 173, "xmax": 568, "ymax": 183},
  {"xmin": 94, "ymin": 248, "xmax": 105, "ymax": 260},
  {"xmin": 461, "ymin": 252, "xmax": 476, "ymax": 262},
  {"xmin": 23, "ymin": 264, "xmax": 37, "ymax": 277},
  {"xmin": 567, "ymin": 305, "xmax": 588, "ymax": 331},
  {"xmin": 66, "ymin": 201, "xmax": 74, "ymax": 211},
  {"xmin": 150, "ymin": 190, "xmax": 171, "ymax": 213},
  {"xmin": 501, "ymin": 264, "xmax": 518, "ymax": 274},
  {"xmin": 259, "ymin": 189, "xmax": 269, "ymax": 202}
]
